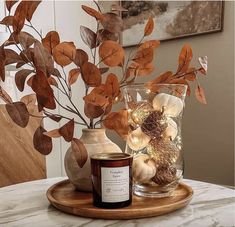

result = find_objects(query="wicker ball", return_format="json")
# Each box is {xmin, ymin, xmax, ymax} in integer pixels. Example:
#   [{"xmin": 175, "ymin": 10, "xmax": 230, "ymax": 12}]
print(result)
[
  {"xmin": 141, "ymin": 111, "xmax": 167, "ymax": 140},
  {"xmin": 152, "ymin": 164, "xmax": 177, "ymax": 185}
]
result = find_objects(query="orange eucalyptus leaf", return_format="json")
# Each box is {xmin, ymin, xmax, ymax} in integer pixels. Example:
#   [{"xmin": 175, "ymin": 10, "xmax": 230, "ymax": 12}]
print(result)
[
  {"xmin": 52, "ymin": 42, "xmax": 76, "ymax": 67},
  {"xmin": 84, "ymin": 102, "xmax": 104, "ymax": 119},
  {"xmin": 133, "ymin": 47, "xmax": 153, "ymax": 65},
  {"xmin": 31, "ymin": 70, "xmax": 56, "ymax": 111},
  {"xmin": 48, "ymin": 76, "xmax": 58, "ymax": 87},
  {"xmin": 33, "ymin": 126, "xmax": 52, "ymax": 155},
  {"xmin": 74, "ymin": 49, "xmax": 88, "ymax": 66},
  {"xmin": 5, "ymin": 102, "xmax": 29, "ymax": 128},
  {"xmin": 81, "ymin": 5, "xmax": 105, "ymax": 21},
  {"xmin": 15, "ymin": 69, "xmax": 34, "ymax": 91},
  {"xmin": 58, "ymin": 119, "xmax": 74, "ymax": 142},
  {"xmin": 68, "ymin": 68, "xmax": 80, "ymax": 86},
  {"xmin": 139, "ymin": 40, "xmax": 160, "ymax": 50},
  {"xmin": 198, "ymin": 56, "xmax": 208, "ymax": 75},
  {"xmin": 42, "ymin": 31, "xmax": 60, "ymax": 54},
  {"xmin": 105, "ymin": 73, "xmax": 120, "ymax": 99},
  {"xmin": 71, "ymin": 138, "xmax": 88, "ymax": 168},
  {"xmin": 81, "ymin": 62, "xmax": 101, "ymax": 87},
  {"xmin": 43, "ymin": 129, "xmax": 61, "ymax": 138},
  {"xmin": 99, "ymin": 40, "xmax": 124, "ymax": 67},
  {"xmin": 195, "ymin": 85, "xmax": 207, "ymax": 104},
  {"xmin": 177, "ymin": 44, "xmax": 193, "ymax": 74},
  {"xmin": 104, "ymin": 109, "xmax": 128, "ymax": 139},
  {"xmin": 26, "ymin": 1, "xmax": 41, "ymax": 22},
  {"xmin": 144, "ymin": 17, "xmax": 154, "ymax": 36},
  {"xmin": 5, "ymin": 0, "xmax": 18, "ymax": 12}
]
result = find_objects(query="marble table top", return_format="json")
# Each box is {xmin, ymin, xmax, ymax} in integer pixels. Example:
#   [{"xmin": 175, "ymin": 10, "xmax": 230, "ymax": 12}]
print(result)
[{"xmin": 0, "ymin": 177, "xmax": 234, "ymax": 227}]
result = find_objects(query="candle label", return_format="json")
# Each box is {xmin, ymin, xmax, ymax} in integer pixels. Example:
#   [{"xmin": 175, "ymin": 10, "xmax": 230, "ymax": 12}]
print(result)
[{"xmin": 101, "ymin": 166, "xmax": 129, "ymax": 203}]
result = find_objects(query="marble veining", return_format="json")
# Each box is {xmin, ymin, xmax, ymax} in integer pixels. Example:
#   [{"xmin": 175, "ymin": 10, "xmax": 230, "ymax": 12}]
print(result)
[{"xmin": 0, "ymin": 177, "xmax": 234, "ymax": 227}]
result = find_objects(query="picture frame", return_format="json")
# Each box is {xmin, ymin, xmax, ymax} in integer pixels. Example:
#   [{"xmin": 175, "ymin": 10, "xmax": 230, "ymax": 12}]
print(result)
[{"xmin": 120, "ymin": 1, "xmax": 224, "ymax": 47}]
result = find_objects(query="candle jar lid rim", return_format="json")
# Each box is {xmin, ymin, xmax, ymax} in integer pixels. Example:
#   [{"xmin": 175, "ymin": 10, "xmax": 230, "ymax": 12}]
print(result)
[{"xmin": 91, "ymin": 153, "xmax": 132, "ymax": 161}]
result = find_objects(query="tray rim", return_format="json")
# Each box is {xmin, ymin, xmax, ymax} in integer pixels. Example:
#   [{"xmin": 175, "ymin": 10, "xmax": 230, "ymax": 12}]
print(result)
[{"xmin": 46, "ymin": 179, "xmax": 193, "ymax": 219}]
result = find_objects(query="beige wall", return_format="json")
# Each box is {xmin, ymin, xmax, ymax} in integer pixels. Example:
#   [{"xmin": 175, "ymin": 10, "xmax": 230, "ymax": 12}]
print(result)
[{"xmin": 102, "ymin": 1, "xmax": 234, "ymax": 186}]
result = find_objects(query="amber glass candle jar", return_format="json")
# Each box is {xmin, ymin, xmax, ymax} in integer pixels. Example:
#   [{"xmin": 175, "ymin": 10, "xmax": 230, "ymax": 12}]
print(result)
[{"xmin": 91, "ymin": 153, "xmax": 133, "ymax": 209}]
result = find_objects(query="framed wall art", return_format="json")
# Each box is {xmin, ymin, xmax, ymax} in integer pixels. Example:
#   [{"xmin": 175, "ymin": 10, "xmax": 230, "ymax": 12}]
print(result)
[{"xmin": 120, "ymin": 1, "xmax": 224, "ymax": 47}]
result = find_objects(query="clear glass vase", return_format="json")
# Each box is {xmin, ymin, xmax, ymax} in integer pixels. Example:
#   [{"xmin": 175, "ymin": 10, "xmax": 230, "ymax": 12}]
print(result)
[{"xmin": 123, "ymin": 83, "xmax": 187, "ymax": 197}]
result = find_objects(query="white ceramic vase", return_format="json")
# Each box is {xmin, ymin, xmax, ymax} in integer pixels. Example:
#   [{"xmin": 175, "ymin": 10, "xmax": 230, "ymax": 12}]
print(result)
[{"xmin": 64, "ymin": 128, "xmax": 122, "ymax": 192}]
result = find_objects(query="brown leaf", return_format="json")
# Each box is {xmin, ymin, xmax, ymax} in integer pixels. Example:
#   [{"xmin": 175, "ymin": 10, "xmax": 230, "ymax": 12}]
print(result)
[
  {"xmin": 133, "ymin": 47, "xmax": 153, "ymax": 65},
  {"xmin": 195, "ymin": 85, "xmax": 207, "ymax": 104},
  {"xmin": 68, "ymin": 68, "xmax": 80, "ymax": 86},
  {"xmin": 5, "ymin": 49, "xmax": 22, "ymax": 65},
  {"xmin": 5, "ymin": 0, "xmax": 18, "ymax": 12},
  {"xmin": 80, "ymin": 26, "xmax": 98, "ymax": 49},
  {"xmin": 5, "ymin": 102, "xmax": 29, "ymax": 128},
  {"xmin": 20, "ymin": 94, "xmax": 37, "ymax": 107},
  {"xmin": 101, "ymin": 13, "xmax": 123, "ymax": 34},
  {"xmin": 139, "ymin": 40, "xmax": 160, "ymax": 50},
  {"xmin": 52, "ymin": 42, "xmax": 76, "ymax": 67},
  {"xmin": 198, "ymin": 56, "xmax": 208, "ymax": 75},
  {"xmin": 33, "ymin": 126, "xmax": 52, "ymax": 155},
  {"xmin": 83, "ymin": 89, "xmax": 109, "ymax": 108},
  {"xmin": 18, "ymin": 31, "xmax": 36, "ymax": 49},
  {"xmin": 44, "ymin": 112, "xmax": 62, "ymax": 122},
  {"xmin": 74, "ymin": 49, "xmax": 88, "ymax": 66},
  {"xmin": 84, "ymin": 102, "xmax": 104, "ymax": 119},
  {"xmin": 99, "ymin": 40, "xmax": 124, "ymax": 67},
  {"xmin": 105, "ymin": 73, "xmax": 120, "ymax": 99},
  {"xmin": 33, "ymin": 41, "xmax": 54, "ymax": 76},
  {"xmin": 111, "ymin": 4, "xmax": 128, "ymax": 12},
  {"xmin": 0, "ymin": 16, "xmax": 14, "ymax": 26},
  {"xmin": 147, "ymin": 71, "xmax": 173, "ymax": 91},
  {"xmin": 26, "ymin": 1, "xmax": 41, "ymax": 22},
  {"xmin": 47, "ymin": 76, "xmax": 58, "ymax": 87},
  {"xmin": 144, "ymin": 17, "xmax": 154, "ymax": 36},
  {"xmin": 0, "ymin": 86, "xmax": 13, "ymax": 104},
  {"xmin": 58, "ymin": 119, "xmax": 74, "ymax": 142},
  {"xmin": 43, "ymin": 129, "xmax": 61, "ymax": 138},
  {"xmin": 13, "ymin": 1, "xmax": 28, "ymax": 33},
  {"xmin": 27, "ymin": 75, "xmax": 33, "ymax": 87},
  {"xmin": 127, "ymin": 62, "xmax": 154, "ymax": 77},
  {"xmin": 99, "ymin": 67, "xmax": 109, "ymax": 75},
  {"xmin": 81, "ymin": 5, "xmax": 105, "ymax": 21},
  {"xmin": 31, "ymin": 70, "xmax": 56, "ymax": 111},
  {"xmin": 42, "ymin": 31, "xmax": 60, "ymax": 54},
  {"xmin": 97, "ymin": 29, "xmax": 119, "ymax": 42},
  {"xmin": 0, "ymin": 45, "xmax": 6, "ymax": 81},
  {"xmin": 71, "ymin": 138, "xmax": 88, "ymax": 168},
  {"xmin": 177, "ymin": 44, "xmax": 193, "ymax": 74},
  {"xmin": 104, "ymin": 109, "xmax": 128, "ymax": 139},
  {"xmin": 15, "ymin": 69, "xmax": 34, "ymax": 91},
  {"xmin": 81, "ymin": 62, "xmax": 101, "ymax": 86}
]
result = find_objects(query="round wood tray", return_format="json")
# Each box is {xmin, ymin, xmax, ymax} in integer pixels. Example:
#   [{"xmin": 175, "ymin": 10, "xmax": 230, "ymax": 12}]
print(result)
[{"xmin": 47, "ymin": 180, "xmax": 193, "ymax": 219}]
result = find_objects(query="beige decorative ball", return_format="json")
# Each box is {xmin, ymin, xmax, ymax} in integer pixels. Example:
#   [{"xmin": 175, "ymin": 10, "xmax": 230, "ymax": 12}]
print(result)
[
  {"xmin": 163, "ymin": 118, "xmax": 178, "ymax": 140},
  {"xmin": 152, "ymin": 93, "xmax": 184, "ymax": 117},
  {"xmin": 127, "ymin": 127, "xmax": 150, "ymax": 151},
  {"xmin": 132, "ymin": 154, "xmax": 157, "ymax": 183}
]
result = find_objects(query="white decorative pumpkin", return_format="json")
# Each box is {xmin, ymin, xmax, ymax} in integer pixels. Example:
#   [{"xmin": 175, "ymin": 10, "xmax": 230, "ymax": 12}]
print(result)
[
  {"xmin": 132, "ymin": 154, "xmax": 156, "ymax": 183},
  {"xmin": 126, "ymin": 127, "xmax": 150, "ymax": 151},
  {"xmin": 163, "ymin": 118, "xmax": 178, "ymax": 140},
  {"xmin": 152, "ymin": 93, "xmax": 184, "ymax": 117}
]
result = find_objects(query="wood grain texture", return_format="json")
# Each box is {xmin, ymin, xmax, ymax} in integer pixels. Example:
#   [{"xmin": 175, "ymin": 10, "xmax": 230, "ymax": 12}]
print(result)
[
  {"xmin": 0, "ymin": 106, "xmax": 46, "ymax": 187},
  {"xmin": 47, "ymin": 180, "xmax": 193, "ymax": 219}
]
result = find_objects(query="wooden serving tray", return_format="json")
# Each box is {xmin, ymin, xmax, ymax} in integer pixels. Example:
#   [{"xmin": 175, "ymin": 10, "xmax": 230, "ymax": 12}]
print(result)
[{"xmin": 47, "ymin": 180, "xmax": 193, "ymax": 219}]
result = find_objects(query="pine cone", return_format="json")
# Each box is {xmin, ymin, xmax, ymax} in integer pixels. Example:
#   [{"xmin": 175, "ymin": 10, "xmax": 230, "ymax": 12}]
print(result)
[
  {"xmin": 147, "ymin": 139, "xmax": 180, "ymax": 166},
  {"xmin": 141, "ymin": 111, "xmax": 167, "ymax": 139},
  {"xmin": 152, "ymin": 164, "xmax": 177, "ymax": 185}
]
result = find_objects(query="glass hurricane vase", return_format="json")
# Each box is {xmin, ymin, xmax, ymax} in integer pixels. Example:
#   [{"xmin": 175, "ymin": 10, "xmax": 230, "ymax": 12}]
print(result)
[{"xmin": 123, "ymin": 83, "xmax": 187, "ymax": 198}]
